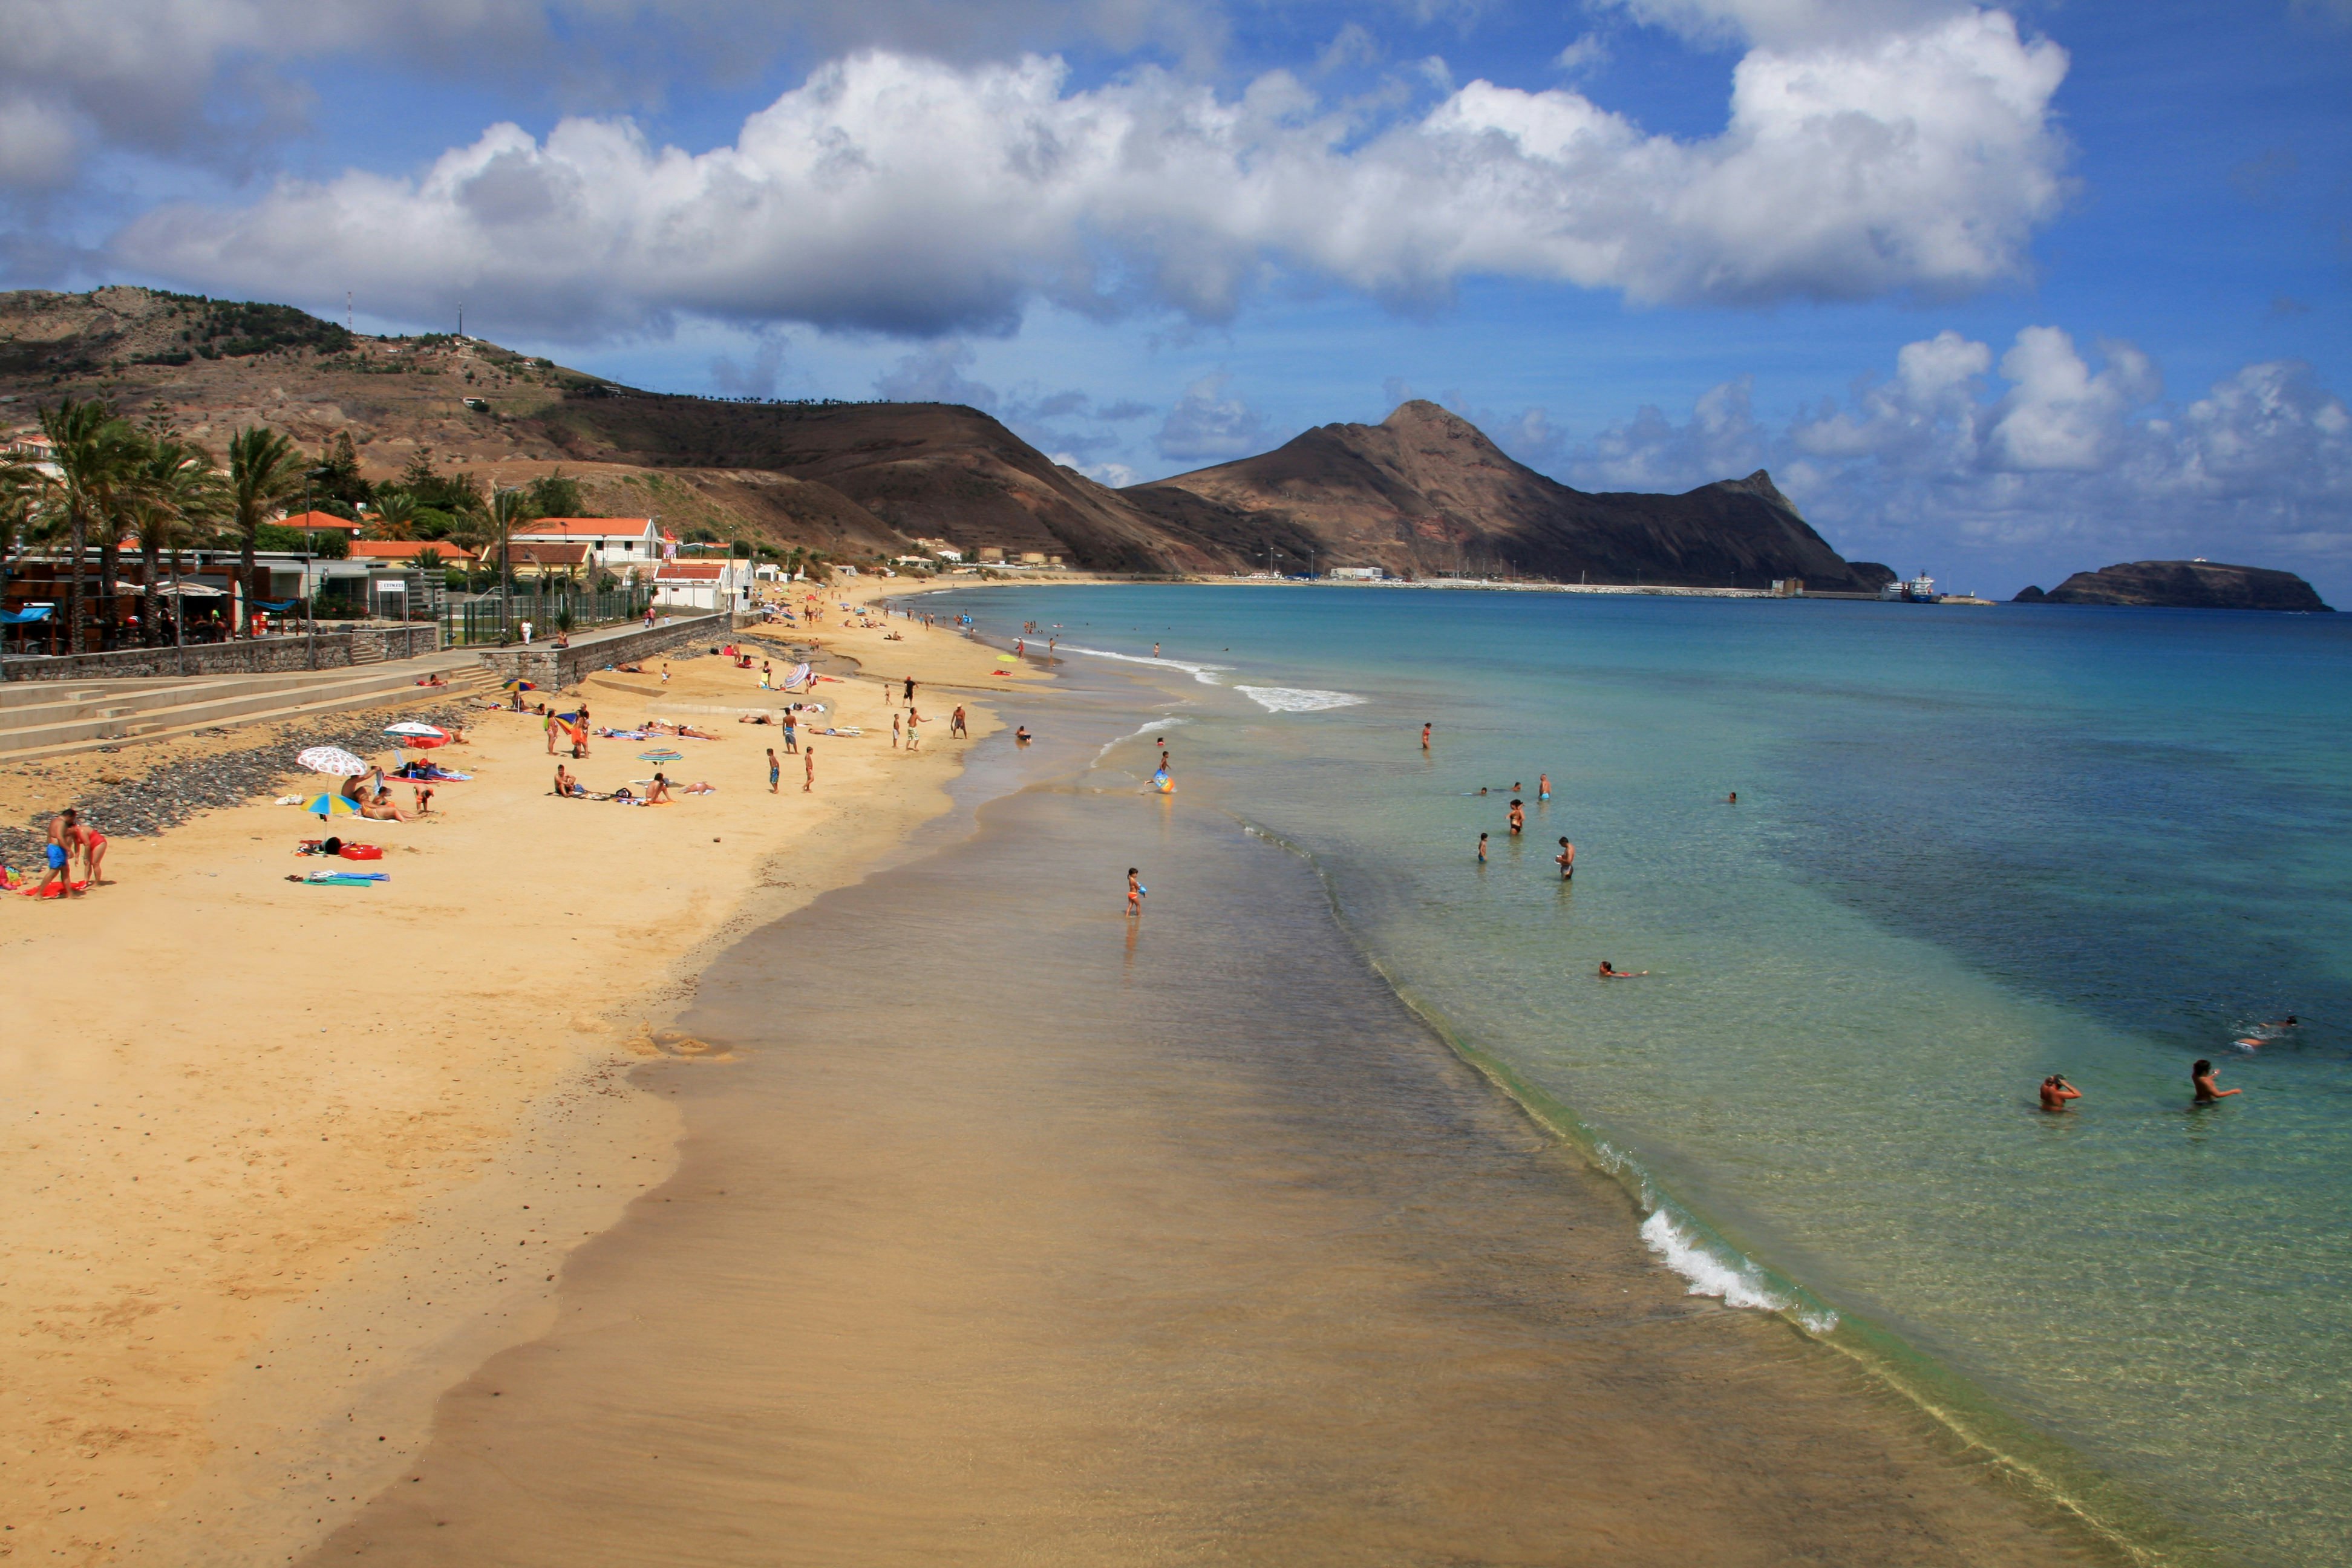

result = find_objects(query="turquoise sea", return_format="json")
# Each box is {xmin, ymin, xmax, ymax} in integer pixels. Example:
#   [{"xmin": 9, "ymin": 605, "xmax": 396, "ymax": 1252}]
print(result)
[{"xmin": 920, "ymin": 584, "xmax": 2352, "ymax": 1567}]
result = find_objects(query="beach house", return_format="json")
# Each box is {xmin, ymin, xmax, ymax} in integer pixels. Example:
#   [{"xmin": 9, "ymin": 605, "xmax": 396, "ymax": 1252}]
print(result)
[
  {"xmin": 652, "ymin": 561, "xmax": 751, "ymax": 613},
  {"xmin": 508, "ymin": 517, "xmax": 674, "ymax": 577}
]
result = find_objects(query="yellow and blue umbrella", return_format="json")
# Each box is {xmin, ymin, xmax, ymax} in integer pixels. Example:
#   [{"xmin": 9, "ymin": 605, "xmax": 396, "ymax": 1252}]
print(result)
[{"xmin": 305, "ymin": 793, "xmax": 361, "ymax": 820}]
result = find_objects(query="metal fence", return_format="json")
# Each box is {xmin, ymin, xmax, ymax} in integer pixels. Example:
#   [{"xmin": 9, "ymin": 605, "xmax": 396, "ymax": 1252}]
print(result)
[{"xmin": 442, "ymin": 585, "xmax": 656, "ymax": 647}]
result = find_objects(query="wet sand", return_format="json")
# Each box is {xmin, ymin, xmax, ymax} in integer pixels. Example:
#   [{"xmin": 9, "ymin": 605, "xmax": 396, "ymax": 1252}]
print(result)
[{"xmin": 309, "ymin": 705, "xmax": 2109, "ymax": 1567}]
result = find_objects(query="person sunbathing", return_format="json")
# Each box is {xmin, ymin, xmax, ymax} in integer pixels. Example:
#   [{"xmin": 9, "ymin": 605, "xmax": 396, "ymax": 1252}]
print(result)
[
  {"xmin": 675, "ymin": 724, "xmax": 717, "ymax": 740},
  {"xmin": 554, "ymin": 765, "xmax": 586, "ymax": 797},
  {"xmin": 737, "ymin": 713, "xmax": 773, "ymax": 725},
  {"xmin": 645, "ymin": 774, "xmax": 675, "ymax": 804},
  {"xmin": 361, "ymin": 788, "xmax": 417, "ymax": 822},
  {"xmin": 680, "ymin": 780, "xmax": 717, "ymax": 795}
]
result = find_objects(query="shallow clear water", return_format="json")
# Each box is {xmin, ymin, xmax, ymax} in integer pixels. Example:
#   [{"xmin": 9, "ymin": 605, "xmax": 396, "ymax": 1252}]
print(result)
[{"xmin": 924, "ymin": 584, "xmax": 2352, "ymax": 1566}]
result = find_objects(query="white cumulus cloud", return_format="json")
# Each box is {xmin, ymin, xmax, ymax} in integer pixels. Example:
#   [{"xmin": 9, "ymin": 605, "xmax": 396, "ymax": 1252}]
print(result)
[{"xmin": 113, "ymin": 8, "xmax": 2071, "ymax": 338}]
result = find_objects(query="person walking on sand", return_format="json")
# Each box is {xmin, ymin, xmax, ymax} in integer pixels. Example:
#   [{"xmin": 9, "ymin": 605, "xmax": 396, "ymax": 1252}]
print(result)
[
  {"xmin": 950, "ymin": 704, "xmax": 967, "ymax": 739},
  {"xmin": 906, "ymin": 710, "xmax": 921, "ymax": 751},
  {"xmin": 39, "ymin": 808, "xmax": 80, "ymax": 897},
  {"xmin": 782, "ymin": 711, "xmax": 798, "ymax": 753},
  {"xmin": 803, "ymin": 747, "xmax": 815, "ymax": 792},
  {"xmin": 1556, "ymin": 837, "xmax": 1575, "ymax": 880},
  {"xmin": 1422, "ymin": 722, "xmax": 1432, "ymax": 751},
  {"xmin": 2192, "ymin": 1059, "xmax": 2240, "ymax": 1103},
  {"xmin": 2040, "ymin": 1074, "xmax": 2081, "ymax": 1112},
  {"xmin": 1508, "ymin": 799, "xmax": 1525, "ymax": 836},
  {"xmin": 1127, "ymin": 867, "xmax": 1145, "ymax": 916},
  {"xmin": 768, "ymin": 748, "xmax": 780, "ymax": 794},
  {"xmin": 903, "ymin": 676, "xmax": 915, "ymax": 703}
]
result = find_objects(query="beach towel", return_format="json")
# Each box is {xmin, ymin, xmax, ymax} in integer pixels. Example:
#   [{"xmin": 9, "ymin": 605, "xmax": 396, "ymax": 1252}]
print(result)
[
  {"xmin": 19, "ymin": 880, "xmax": 90, "ymax": 898},
  {"xmin": 298, "ymin": 873, "xmax": 384, "ymax": 886}
]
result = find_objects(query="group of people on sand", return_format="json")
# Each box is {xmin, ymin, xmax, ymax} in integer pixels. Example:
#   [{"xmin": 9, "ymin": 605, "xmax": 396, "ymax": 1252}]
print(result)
[
  {"xmin": 554, "ymin": 762, "xmax": 714, "ymax": 804},
  {"xmin": 27, "ymin": 808, "xmax": 108, "ymax": 897}
]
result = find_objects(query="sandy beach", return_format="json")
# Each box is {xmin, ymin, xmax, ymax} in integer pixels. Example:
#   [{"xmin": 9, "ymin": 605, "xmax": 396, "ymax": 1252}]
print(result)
[
  {"xmin": 0, "ymin": 585, "xmax": 1024, "ymax": 1564},
  {"xmin": 4, "ymin": 580, "xmax": 2117, "ymax": 1567}
]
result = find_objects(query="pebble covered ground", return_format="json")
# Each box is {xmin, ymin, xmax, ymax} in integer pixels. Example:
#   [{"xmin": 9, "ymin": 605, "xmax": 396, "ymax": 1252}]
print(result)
[{"xmin": 0, "ymin": 701, "xmax": 472, "ymax": 872}]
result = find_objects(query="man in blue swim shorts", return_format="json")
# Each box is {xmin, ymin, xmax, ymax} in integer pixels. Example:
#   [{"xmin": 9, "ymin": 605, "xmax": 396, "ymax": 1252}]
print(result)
[{"xmin": 39, "ymin": 808, "xmax": 80, "ymax": 897}]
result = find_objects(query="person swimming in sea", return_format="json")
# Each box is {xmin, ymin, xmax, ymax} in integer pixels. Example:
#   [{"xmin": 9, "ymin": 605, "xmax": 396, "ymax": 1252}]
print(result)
[
  {"xmin": 1598, "ymin": 961, "xmax": 1647, "ymax": 978},
  {"xmin": 2039, "ymin": 1074, "xmax": 2081, "ymax": 1112},
  {"xmin": 2192, "ymin": 1059, "xmax": 2240, "ymax": 1103}
]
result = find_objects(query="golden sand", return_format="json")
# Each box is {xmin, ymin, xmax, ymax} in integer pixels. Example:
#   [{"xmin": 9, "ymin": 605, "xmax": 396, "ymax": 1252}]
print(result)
[{"xmin": 0, "ymin": 584, "xmax": 1014, "ymax": 1564}]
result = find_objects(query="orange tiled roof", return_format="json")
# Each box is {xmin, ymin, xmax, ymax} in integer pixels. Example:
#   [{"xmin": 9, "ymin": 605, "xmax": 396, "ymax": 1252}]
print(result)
[
  {"xmin": 511, "ymin": 517, "xmax": 656, "ymax": 537},
  {"xmin": 351, "ymin": 540, "xmax": 478, "ymax": 562}
]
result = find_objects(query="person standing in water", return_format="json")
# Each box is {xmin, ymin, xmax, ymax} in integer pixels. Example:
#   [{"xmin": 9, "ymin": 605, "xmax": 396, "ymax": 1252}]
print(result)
[
  {"xmin": 1538, "ymin": 773, "xmax": 1551, "ymax": 801},
  {"xmin": 1728, "ymin": 791, "xmax": 1739, "ymax": 805},
  {"xmin": 1152, "ymin": 642, "xmax": 1160, "ymax": 658},
  {"xmin": 2040, "ymin": 1074, "xmax": 2081, "ymax": 1112},
  {"xmin": 2192, "ymin": 1060, "xmax": 2239, "ymax": 1103},
  {"xmin": 1555, "ymin": 838, "xmax": 1575, "ymax": 880},
  {"xmin": 1127, "ymin": 867, "xmax": 1144, "ymax": 916},
  {"xmin": 1508, "ymin": 799, "xmax": 1525, "ymax": 836},
  {"xmin": 1477, "ymin": 832, "xmax": 1489, "ymax": 863},
  {"xmin": 1422, "ymin": 723, "xmax": 1431, "ymax": 751}
]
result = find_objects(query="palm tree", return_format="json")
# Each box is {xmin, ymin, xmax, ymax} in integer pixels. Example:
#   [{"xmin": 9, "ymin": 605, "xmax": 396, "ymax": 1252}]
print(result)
[
  {"xmin": 0, "ymin": 443, "xmax": 52, "ymax": 642},
  {"xmin": 126, "ymin": 439, "xmax": 227, "ymax": 647},
  {"xmin": 489, "ymin": 485, "xmax": 538, "ymax": 635},
  {"xmin": 37, "ymin": 399, "xmax": 143, "ymax": 653},
  {"xmin": 367, "ymin": 490, "xmax": 419, "ymax": 541},
  {"xmin": 226, "ymin": 426, "xmax": 307, "ymax": 638}
]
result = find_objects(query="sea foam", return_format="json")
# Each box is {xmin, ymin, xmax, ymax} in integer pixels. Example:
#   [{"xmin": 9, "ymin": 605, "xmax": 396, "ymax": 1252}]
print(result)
[
  {"xmin": 1235, "ymin": 686, "xmax": 1366, "ymax": 713},
  {"xmin": 1639, "ymin": 1209, "xmax": 1837, "ymax": 1333},
  {"xmin": 1057, "ymin": 644, "xmax": 1229, "ymax": 685}
]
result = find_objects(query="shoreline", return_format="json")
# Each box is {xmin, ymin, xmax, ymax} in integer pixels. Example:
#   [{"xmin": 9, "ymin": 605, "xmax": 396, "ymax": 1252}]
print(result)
[
  {"xmin": 0, "ymin": 581, "xmax": 1016, "ymax": 1566},
  {"xmin": 918, "ymin": 581, "xmax": 2215, "ymax": 1566},
  {"xmin": 298, "ymin": 685, "xmax": 2125, "ymax": 1566}
]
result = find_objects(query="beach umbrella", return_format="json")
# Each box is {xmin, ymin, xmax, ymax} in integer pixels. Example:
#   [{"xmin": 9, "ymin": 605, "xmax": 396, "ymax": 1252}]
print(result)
[
  {"xmin": 297, "ymin": 745, "xmax": 370, "ymax": 775},
  {"xmin": 304, "ymin": 793, "xmax": 361, "ymax": 819},
  {"xmin": 503, "ymin": 678, "xmax": 537, "ymax": 691},
  {"xmin": 638, "ymin": 748, "xmax": 685, "ymax": 763},
  {"xmin": 385, "ymin": 721, "xmax": 447, "ymax": 739}
]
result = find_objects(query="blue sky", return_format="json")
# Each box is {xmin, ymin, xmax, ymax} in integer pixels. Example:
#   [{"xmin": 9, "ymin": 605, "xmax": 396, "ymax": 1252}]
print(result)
[{"xmin": 3, "ymin": 0, "xmax": 2347, "ymax": 596}]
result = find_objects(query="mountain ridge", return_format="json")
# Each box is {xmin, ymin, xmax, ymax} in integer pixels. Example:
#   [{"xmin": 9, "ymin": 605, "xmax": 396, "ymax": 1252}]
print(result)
[{"xmin": 5, "ymin": 287, "xmax": 1872, "ymax": 587}]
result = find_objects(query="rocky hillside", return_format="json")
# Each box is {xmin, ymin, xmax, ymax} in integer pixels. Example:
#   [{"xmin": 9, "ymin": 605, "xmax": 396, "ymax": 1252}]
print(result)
[
  {"xmin": 4, "ymin": 287, "xmax": 1878, "ymax": 586},
  {"xmin": 2014, "ymin": 561, "xmax": 2333, "ymax": 612},
  {"xmin": 1128, "ymin": 401, "xmax": 1881, "ymax": 590}
]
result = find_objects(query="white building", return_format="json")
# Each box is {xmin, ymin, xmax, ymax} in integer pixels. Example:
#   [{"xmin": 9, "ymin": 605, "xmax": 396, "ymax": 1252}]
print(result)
[
  {"xmin": 509, "ymin": 518, "xmax": 677, "ymax": 575},
  {"xmin": 652, "ymin": 561, "xmax": 751, "ymax": 613},
  {"xmin": 1325, "ymin": 566, "xmax": 1386, "ymax": 581}
]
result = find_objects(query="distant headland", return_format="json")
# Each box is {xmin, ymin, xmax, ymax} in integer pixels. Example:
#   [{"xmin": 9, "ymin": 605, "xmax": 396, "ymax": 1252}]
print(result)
[{"xmin": 2014, "ymin": 560, "xmax": 2332, "ymax": 612}]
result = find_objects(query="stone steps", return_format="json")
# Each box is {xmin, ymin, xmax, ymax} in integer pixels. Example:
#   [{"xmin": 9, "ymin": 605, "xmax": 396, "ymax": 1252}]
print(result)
[{"xmin": 0, "ymin": 653, "xmax": 490, "ymax": 761}]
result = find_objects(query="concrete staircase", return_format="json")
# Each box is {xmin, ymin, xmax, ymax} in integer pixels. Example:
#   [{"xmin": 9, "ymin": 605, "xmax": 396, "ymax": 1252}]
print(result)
[{"xmin": 0, "ymin": 652, "xmax": 492, "ymax": 761}]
